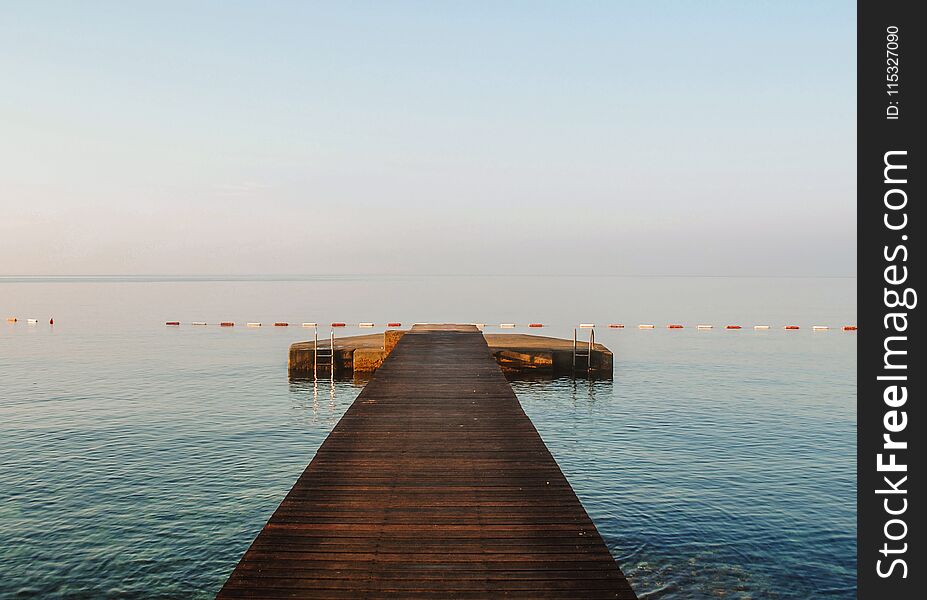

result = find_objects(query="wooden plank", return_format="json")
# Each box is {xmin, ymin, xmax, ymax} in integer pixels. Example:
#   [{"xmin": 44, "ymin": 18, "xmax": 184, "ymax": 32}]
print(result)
[{"xmin": 218, "ymin": 326, "xmax": 637, "ymax": 599}]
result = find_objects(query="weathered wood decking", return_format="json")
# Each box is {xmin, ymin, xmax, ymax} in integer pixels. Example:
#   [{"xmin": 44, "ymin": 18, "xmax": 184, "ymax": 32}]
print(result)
[{"xmin": 219, "ymin": 324, "xmax": 636, "ymax": 599}]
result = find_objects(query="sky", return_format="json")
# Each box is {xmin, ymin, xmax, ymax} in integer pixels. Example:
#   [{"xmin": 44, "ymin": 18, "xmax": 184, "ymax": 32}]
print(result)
[{"xmin": 0, "ymin": 1, "xmax": 856, "ymax": 277}]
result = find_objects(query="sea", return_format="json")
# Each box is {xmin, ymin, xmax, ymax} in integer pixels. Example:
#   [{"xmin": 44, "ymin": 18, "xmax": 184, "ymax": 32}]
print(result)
[{"xmin": 0, "ymin": 275, "xmax": 856, "ymax": 599}]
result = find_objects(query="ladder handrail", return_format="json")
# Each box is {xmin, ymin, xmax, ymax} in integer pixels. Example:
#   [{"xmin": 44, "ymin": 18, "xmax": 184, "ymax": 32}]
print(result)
[
  {"xmin": 313, "ymin": 328, "xmax": 336, "ymax": 380},
  {"xmin": 572, "ymin": 328, "xmax": 577, "ymax": 369},
  {"xmin": 588, "ymin": 329, "xmax": 594, "ymax": 369},
  {"xmin": 572, "ymin": 327, "xmax": 595, "ymax": 374}
]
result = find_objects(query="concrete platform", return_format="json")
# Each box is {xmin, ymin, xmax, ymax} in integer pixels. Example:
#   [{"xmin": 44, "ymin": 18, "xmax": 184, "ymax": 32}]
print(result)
[{"xmin": 288, "ymin": 329, "xmax": 613, "ymax": 379}]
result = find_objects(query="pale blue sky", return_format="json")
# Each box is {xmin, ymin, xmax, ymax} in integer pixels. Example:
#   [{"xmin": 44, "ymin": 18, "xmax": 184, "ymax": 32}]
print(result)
[{"xmin": 1, "ymin": 1, "xmax": 856, "ymax": 276}]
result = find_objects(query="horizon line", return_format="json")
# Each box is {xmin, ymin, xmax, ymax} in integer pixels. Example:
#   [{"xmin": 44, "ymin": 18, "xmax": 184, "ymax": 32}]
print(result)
[{"xmin": 0, "ymin": 273, "xmax": 859, "ymax": 280}]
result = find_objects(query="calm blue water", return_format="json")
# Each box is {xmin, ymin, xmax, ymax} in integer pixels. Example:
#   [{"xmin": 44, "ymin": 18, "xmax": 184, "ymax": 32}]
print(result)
[{"xmin": 0, "ymin": 276, "xmax": 856, "ymax": 599}]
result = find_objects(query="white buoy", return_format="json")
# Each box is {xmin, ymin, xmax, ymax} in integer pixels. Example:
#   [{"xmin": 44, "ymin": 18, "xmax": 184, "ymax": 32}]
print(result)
[
  {"xmin": 27, "ymin": 318, "xmax": 38, "ymax": 324},
  {"xmin": 579, "ymin": 323, "xmax": 595, "ymax": 328},
  {"xmin": 246, "ymin": 322, "xmax": 262, "ymax": 327},
  {"xmin": 192, "ymin": 322, "xmax": 207, "ymax": 326},
  {"xmin": 302, "ymin": 322, "xmax": 318, "ymax": 328},
  {"xmin": 359, "ymin": 322, "xmax": 375, "ymax": 328},
  {"xmin": 812, "ymin": 325, "xmax": 829, "ymax": 331},
  {"xmin": 754, "ymin": 325, "xmax": 770, "ymax": 330},
  {"xmin": 638, "ymin": 324, "xmax": 654, "ymax": 329},
  {"xmin": 696, "ymin": 324, "xmax": 712, "ymax": 330},
  {"xmin": 500, "ymin": 323, "xmax": 516, "ymax": 329}
]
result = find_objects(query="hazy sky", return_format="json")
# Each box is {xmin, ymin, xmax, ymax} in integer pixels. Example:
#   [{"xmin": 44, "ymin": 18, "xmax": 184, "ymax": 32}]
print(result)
[{"xmin": 1, "ymin": 1, "xmax": 856, "ymax": 276}]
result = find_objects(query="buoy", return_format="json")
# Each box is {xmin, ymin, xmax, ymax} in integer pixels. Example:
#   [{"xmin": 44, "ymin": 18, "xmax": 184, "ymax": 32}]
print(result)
[
  {"xmin": 220, "ymin": 322, "xmax": 234, "ymax": 327},
  {"xmin": 608, "ymin": 323, "xmax": 625, "ymax": 328},
  {"xmin": 754, "ymin": 325, "xmax": 770, "ymax": 330},
  {"xmin": 638, "ymin": 324, "xmax": 655, "ymax": 329},
  {"xmin": 843, "ymin": 325, "xmax": 858, "ymax": 331},
  {"xmin": 387, "ymin": 322, "xmax": 402, "ymax": 327},
  {"xmin": 667, "ymin": 324, "xmax": 684, "ymax": 329},
  {"xmin": 725, "ymin": 325, "xmax": 742, "ymax": 330},
  {"xmin": 274, "ymin": 322, "xmax": 289, "ymax": 327},
  {"xmin": 331, "ymin": 322, "xmax": 346, "ymax": 327},
  {"xmin": 696, "ymin": 324, "xmax": 712, "ymax": 330},
  {"xmin": 165, "ymin": 321, "xmax": 180, "ymax": 326},
  {"xmin": 302, "ymin": 322, "xmax": 318, "ymax": 328},
  {"xmin": 579, "ymin": 323, "xmax": 595, "ymax": 328},
  {"xmin": 27, "ymin": 318, "xmax": 38, "ymax": 324},
  {"xmin": 528, "ymin": 323, "xmax": 543, "ymax": 328},
  {"xmin": 5, "ymin": 317, "xmax": 16, "ymax": 323},
  {"xmin": 246, "ymin": 322, "xmax": 262, "ymax": 327},
  {"xmin": 784, "ymin": 325, "xmax": 800, "ymax": 330},
  {"xmin": 192, "ymin": 322, "xmax": 207, "ymax": 326},
  {"xmin": 359, "ymin": 322, "xmax": 374, "ymax": 328},
  {"xmin": 49, "ymin": 318, "xmax": 54, "ymax": 325},
  {"xmin": 500, "ymin": 323, "xmax": 516, "ymax": 329},
  {"xmin": 812, "ymin": 325, "xmax": 829, "ymax": 331}
]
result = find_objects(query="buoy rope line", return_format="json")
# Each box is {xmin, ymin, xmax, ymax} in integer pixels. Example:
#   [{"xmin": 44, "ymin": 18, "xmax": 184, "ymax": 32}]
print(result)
[
  {"xmin": 4, "ymin": 318, "xmax": 857, "ymax": 332},
  {"xmin": 140, "ymin": 321, "xmax": 856, "ymax": 331}
]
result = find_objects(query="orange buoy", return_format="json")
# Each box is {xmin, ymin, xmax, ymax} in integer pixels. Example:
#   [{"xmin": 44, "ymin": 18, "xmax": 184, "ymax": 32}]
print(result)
[
  {"xmin": 784, "ymin": 325, "xmax": 800, "ymax": 330},
  {"xmin": 667, "ymin": 324, "xmax": 684, "ymax": 329},
  {"xmin": 387, "ymin": 322, "xmax": 402, "ymax": 327},
  {"xmin": 331, "ymin": 322, "xmax": 346, "ymax": 327},
  {"xmin": 274, "ymin": 322, "xmax": 289, "ymax": 327},
  {"xmin": 166, "ymin": 321, "xmax": 180, "ymax": 326},
  {"xmin": 528, "ymin": 323, "xmax": 543, "ymax": 328},
  {"xmin": 6, "ymin": 317, "xmax": 18, "ymax": 323},
  {"xmin": 220, "ymin": 322, "xmax": 234, "ymax": 327},
  {"xmin": 843, "ymin": 325, "xmax": 857, "ymax": 331},
  {"xmin": 608, "ymin": 323, "xmax": 625, "ymax": 328},
  {"xmin": 725, "ymin": 325, "xmax": 742, "ymax": 330}
]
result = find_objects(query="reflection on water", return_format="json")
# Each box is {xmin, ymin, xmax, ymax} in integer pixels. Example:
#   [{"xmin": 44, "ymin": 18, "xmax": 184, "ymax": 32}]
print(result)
[{"xmin": 288, "ymin": 376, "xmax": 361, "ymax": 427}]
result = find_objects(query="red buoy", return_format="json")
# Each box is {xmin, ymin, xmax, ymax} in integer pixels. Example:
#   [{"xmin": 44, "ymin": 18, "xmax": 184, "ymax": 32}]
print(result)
[
  {"xmin": 608, "ymin": 323, "xmax": 625, "ymax": 328},
  {"xmin": 166, "ymin": 321, "xmax": 180, "ymax": 326},
  {"xmin": 331, "ymin": 322, "xmax": 346, "ymax": 327},
  {"xmin": 387, "ymin": 322, "xmax": 402, "ymax": 327},
  {"xmin": 667, "ymin": 324, "xmax": 684, "ymax": 329},
  {"xmin": 784, "ymin": 325, "xmax": 800, "ymax": 330},
  {"xmin": 725, "ymin": 325, "xmax": 742, "ymax": 330},
  {"xmin": 220, "ymin": 322, "xmax": 234, "ymax": 327},
  {"xmin": 528, "ymin": 323, "xmax": 543, "ymax": 328},
  {"xmin": 842, "ymin": 325, "xmax": 857, "ymax": 331},
  {"xmin": 274, "ymin": 322, "xmax": 289, "ymax": 327},
  {"xmin": 49, "ymin": 318, "xmax": 54, "ymax": 325}
]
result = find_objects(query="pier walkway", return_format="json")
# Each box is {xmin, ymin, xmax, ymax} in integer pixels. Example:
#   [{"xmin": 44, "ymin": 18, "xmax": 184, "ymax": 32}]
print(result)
[{"xmin": 218, "ymin": 324, "xmax": 636, "ymax": 599}]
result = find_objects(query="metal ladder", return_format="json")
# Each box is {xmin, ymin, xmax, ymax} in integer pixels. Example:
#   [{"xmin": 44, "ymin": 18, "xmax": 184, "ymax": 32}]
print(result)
[
  {"xmin": 314, "ymin": 329, "xmax": 335, "ymax": 380},
  {"xmin": 572, "ymin": 327, "xmax": 595, "ymax": 375}
]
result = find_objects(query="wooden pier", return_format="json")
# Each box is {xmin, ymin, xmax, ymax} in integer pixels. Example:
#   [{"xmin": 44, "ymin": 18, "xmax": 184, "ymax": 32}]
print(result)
[{"xmin": 219, "ymin": 324, "xmax": 636, "ymax": 599}]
